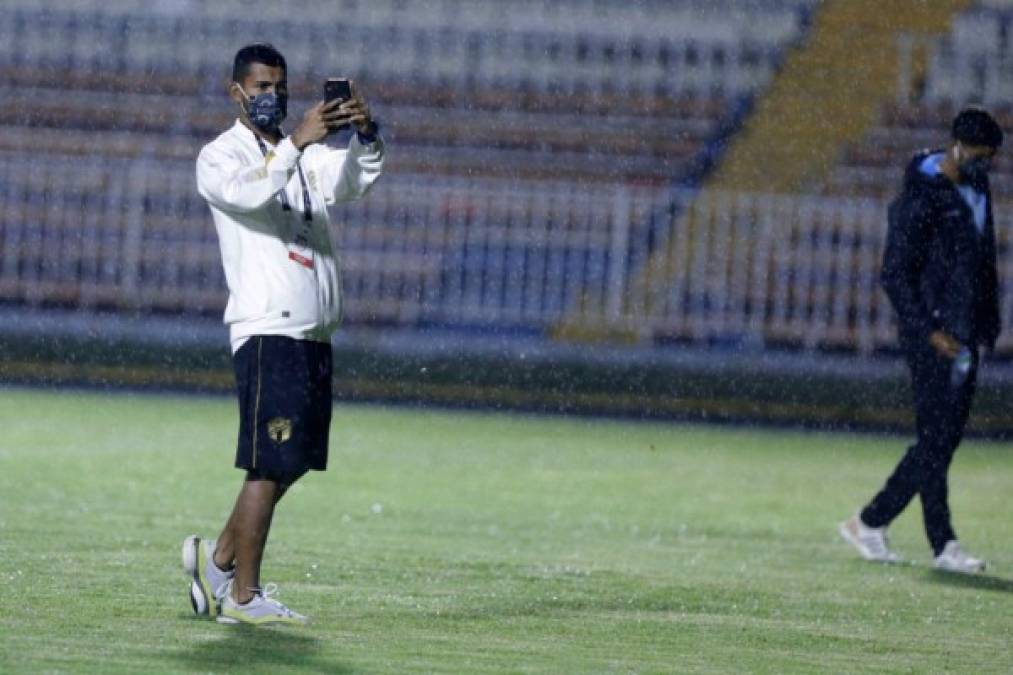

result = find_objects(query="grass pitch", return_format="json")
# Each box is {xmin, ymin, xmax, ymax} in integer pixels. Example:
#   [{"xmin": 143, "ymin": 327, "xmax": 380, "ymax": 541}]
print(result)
[{"xmin": 0, "ymin": 387, "xmax": 1010, "ymax": 674}]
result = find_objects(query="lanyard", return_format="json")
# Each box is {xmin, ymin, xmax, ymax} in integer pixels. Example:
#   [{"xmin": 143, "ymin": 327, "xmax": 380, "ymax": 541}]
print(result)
[{"xmin": 254, "ymin": 133, "xmax": 313, "ymax": 223}]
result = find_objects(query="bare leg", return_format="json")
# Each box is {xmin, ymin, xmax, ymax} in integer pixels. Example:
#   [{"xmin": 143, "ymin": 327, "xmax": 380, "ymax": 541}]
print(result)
[
  {"xmin": 214, "ymin": 475, "xmax": 290, "ymax": 604},
  {"xmin": 214, "ymin": 478, "xmax": 290, "ymax": 567}
]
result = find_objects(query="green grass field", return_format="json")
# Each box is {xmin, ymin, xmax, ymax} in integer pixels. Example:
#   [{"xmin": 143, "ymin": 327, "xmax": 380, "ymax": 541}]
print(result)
[{"xmin": 1, "ymin": 387, "xmax": 1010, "ymax": 674}]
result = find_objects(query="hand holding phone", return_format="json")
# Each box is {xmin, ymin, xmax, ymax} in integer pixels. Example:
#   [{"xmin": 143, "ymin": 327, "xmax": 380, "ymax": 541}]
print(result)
[
  {"xmin": 319, "ymin": 78, "xmax": 374, "ymax": 137},
  {"xmin": 323, "ymin": 78, "xmax": 353, "ymax": 131}
]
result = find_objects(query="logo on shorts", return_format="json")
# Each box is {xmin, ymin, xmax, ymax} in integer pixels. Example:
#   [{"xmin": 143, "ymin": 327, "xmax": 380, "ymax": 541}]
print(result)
[{"xmin": 267, "ymin": 417, "xmax": 293, "ymax": 444}]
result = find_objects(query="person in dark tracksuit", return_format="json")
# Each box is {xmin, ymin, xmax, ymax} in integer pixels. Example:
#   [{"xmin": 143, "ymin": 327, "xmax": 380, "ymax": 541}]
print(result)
[{"xmin": 839, "ymin": 108, "xmax": 1003, "ymax": 574}]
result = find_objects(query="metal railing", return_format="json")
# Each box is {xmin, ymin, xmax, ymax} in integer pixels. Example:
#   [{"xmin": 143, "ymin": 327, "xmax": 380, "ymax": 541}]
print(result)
[
  {"xmin": 626, "ymin": 191, "xmax": 897, "ymax": 352},
  {"xmin": 3, "ymin": 151, "xmax": 1012, "ymax": 355}
]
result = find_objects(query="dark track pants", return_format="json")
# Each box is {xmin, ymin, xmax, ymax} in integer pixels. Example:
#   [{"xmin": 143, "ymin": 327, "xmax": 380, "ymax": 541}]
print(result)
[{"xmin": 860, "ymin": 342, "xmax": 977, "ymax": 556}]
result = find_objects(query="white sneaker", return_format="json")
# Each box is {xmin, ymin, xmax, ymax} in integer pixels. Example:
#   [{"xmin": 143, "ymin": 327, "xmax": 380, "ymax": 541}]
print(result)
[
  {"xmin": 217, "ymin": 582, "xmax": 309, "ymax": 625},
  {"xmin": 838, "ymin": 513, "xmax": 901, "ymax": 563},
  {"xmin": 182, "ymin": 535, "xmax": 233, "ymax": 618},
  {"xmin": 934, "ymin": 540, "xmax": 986, "ymax": 574}
]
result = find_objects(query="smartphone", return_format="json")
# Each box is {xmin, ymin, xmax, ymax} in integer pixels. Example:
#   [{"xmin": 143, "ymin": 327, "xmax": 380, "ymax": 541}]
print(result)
[{"xmin": 324, "ymin": 78, "xmax": 352, "ymax": 104}]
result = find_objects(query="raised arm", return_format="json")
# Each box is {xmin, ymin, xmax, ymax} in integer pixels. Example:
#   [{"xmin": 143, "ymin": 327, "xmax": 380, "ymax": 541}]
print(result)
[
  {"xmin": 316, "ymin": 81, "xmax": 385, "ymax": 203},
  {"xmin": 318, "ymin": 133, "xmax": 385, "ymax": 204},
  {"xmin": 196, "ymin": 138, "xmax": 301, "ymax": 213}
]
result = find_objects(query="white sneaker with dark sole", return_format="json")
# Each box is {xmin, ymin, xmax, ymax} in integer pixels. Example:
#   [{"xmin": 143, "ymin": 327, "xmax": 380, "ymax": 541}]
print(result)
[
  {"xmin": 182, "ymin": 535, "xmax": 233, "ymax": 618},
  {"xmin": 934, "ymin": 540, "xmax": 986, "ymax": 574},
  {"xmin": 217, "ymin": 582, "xmax": 308, "ymax": 625},
  {"xmin": 838, "ymin": 513, "xmax": 901, "ymax": 563}
]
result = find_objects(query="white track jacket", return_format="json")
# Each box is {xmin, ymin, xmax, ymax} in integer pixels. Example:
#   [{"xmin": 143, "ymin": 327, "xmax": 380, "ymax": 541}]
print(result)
[{"xmin": 197, "ymin": 121, "xmax": 384, "ymax": 352}]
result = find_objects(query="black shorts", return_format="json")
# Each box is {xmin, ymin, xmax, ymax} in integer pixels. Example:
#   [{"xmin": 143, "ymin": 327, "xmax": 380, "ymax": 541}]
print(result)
[{"xmin": 232, "ymin": 335, "xmax": 333, "ymax": 481}]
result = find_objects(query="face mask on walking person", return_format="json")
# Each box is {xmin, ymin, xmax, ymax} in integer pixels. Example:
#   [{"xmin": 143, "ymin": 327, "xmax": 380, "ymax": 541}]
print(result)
[
  {"xmin": 954, "ymin": 144, "xmax": 992, "ymax": 185},
  {"xmin": 235, "ymin": 85, "xmax": 287, "ymax": 132}
]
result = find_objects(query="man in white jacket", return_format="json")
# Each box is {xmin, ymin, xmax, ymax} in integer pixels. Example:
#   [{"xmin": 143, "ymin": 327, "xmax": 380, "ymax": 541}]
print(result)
[{"xmin": 183, "ymin": 43, "xmax": 384, "ymax": 625}]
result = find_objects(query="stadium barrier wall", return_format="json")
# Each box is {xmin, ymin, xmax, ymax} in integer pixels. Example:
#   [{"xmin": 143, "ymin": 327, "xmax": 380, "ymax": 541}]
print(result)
[{"xmin": 2, "ymin": 320, "xmax": 1012, "ymax": 436}]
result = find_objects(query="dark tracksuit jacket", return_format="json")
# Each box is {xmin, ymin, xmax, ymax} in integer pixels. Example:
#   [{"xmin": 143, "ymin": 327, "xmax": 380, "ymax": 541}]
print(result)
[
  {"xmin": 881, "ymin": 150, "xmax": 1000, "ymax": 352},
  {"xmin": 863, "ymin": 149, "xmax": 1002, "ymax": 553}
]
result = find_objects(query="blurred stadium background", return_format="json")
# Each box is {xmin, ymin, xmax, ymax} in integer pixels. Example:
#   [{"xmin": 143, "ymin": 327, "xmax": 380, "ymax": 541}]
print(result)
[{"xmin": 3, "ymin": 0, "xmax": 1013, "ymax": 432}]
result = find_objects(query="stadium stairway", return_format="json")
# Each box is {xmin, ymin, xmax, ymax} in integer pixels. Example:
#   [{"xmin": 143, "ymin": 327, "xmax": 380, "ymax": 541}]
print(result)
[
  {"xmin": 554, "ymin": 0, "xmax": 976, "ymax": 346},
  {"xmin": 704, "ymin": 0, "xmax": 975, "ymax": 195}
]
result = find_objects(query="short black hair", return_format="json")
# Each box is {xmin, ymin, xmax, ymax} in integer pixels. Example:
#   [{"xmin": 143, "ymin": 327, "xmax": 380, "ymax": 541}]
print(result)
[
  {"xmin": 232, "ymin": 43, "xmax": 287, "ymax": 84},
  {"xmin": 952, "ymin": 107, "xmax": 1003, "ymax": 149}
]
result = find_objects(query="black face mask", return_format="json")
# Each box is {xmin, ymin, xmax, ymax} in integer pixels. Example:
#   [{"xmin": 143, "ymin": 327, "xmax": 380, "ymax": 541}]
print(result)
[
  {"xmin": 238, "ymin": 87, "xmax": 287, "ymax": 131},
  {"xmin": 958, "ymin": 156, "xmax": 991, "ymax": 185}
]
